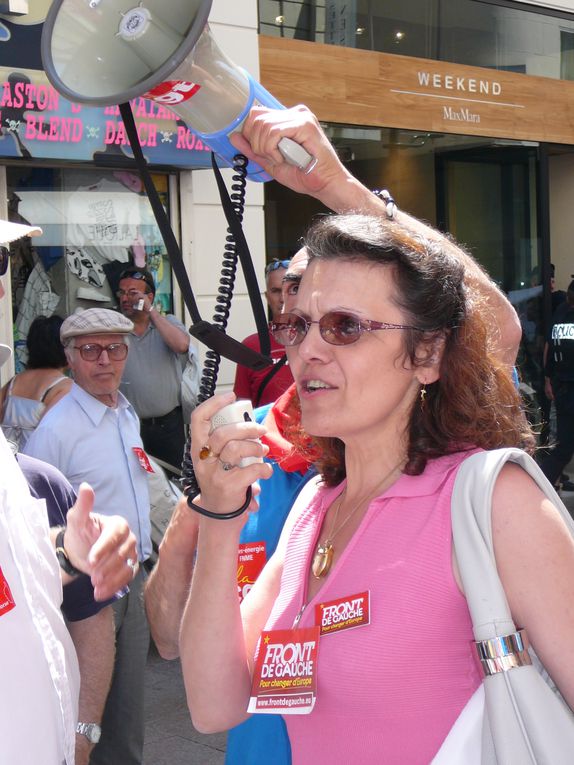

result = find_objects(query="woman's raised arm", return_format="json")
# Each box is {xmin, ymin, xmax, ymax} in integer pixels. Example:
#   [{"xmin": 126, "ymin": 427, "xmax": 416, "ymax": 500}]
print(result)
[{"xmin": 231, "ymin": 105, "xmax": 521, "ymax": 366}]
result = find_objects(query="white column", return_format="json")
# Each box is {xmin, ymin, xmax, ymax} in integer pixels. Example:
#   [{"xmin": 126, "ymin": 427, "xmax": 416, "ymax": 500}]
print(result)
[{"xmin": 179, "ymin": 0, "xmax": 266, "ymax": 392}]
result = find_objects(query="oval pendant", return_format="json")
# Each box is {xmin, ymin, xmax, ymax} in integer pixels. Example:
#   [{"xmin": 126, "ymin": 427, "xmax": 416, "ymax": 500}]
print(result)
[{"xmin": 312, "ymin": 541, "xmax": 334, "ymax": 579}]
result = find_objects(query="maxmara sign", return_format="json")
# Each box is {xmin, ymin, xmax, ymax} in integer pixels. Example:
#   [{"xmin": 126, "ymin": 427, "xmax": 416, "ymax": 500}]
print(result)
[
  {"xmin": 260, "ymin": 37, "xmax": 574, "ymax": 145},
  {"xmin": 394, "ymin": 70, "xmax": 517, "ymax": 127}
]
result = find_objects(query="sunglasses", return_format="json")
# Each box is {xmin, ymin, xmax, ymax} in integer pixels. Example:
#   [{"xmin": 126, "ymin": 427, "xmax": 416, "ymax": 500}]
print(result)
[
  {"xmin": 269, "ymin": 311, "xmax": 422, "ymax": 347},
  {"xmin": 73, "ymin": 343, "xmax": 128, "ymax": 361},
  {"xmin": 119, "ymin": 271, "xmax": 155, "ymax": 290},
  {"xmin": 265, "ymin": 259, "xmax": 291, "ymax": 276},
  {"xmin": 0, "ymin": 246, "xmax": 10, "ymax": 277}
]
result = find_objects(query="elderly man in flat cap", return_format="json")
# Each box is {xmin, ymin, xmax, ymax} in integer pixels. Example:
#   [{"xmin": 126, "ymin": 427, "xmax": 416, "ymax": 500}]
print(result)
[{"xmin": 25, "ymin": 307, "xmax": 152, "ymax": 765}]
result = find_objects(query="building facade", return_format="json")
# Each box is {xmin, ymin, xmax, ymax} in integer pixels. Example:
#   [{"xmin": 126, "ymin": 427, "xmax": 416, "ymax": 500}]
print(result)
[{"xmin": 0, "ymin": 0, "xmax": 266, "ymax": 392}]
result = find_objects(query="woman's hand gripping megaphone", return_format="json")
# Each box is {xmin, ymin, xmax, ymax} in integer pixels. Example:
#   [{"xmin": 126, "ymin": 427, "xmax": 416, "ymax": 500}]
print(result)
[{"xmin": 231, "ymin": 105, "xmax": 361, "ymax": 209}]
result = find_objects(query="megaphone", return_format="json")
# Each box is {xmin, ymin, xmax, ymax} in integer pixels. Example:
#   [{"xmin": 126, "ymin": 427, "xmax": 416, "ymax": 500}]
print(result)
[{"xmin": 41, "ymin": 0, "xmax": 315, "ymax": 181}]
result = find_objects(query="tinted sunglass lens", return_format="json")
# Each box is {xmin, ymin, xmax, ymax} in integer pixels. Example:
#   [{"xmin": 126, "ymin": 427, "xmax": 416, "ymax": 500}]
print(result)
[
  {"xmin": 265, "ymin": 259, "xmax": 290, "ymax": 275},
  {"xmin": 321, "ymin": 313, "xmax": 361, "ymax": 345},
  {"xmin": 272, "ymin": 316, "xmax": 305, "ymax": 346},
  {"xmin": 290, "ymin": 317, "xmax": 307, "ymax": 345}
]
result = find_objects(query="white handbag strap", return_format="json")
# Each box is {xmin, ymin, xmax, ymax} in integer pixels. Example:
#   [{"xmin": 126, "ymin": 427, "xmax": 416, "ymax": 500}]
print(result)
[{"xmin": 451, "ymin": 448, "xmax": 574, "ymax": 642}]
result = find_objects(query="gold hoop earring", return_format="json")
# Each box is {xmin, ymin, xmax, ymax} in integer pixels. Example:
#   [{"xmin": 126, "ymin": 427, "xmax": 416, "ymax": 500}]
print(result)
[{"xmin": 420, "ymin": 384, "xmax": 427, "ymax": 407}]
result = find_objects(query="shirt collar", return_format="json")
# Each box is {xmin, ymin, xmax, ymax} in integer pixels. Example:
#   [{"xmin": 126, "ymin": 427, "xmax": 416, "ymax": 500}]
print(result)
[
  {"xmin": 70, "ymin": 382, "xmax": 132, "ymax": 426},
  {"xmin": 131, "ymin": 321, "xmax": 153, "ymax": 339}
]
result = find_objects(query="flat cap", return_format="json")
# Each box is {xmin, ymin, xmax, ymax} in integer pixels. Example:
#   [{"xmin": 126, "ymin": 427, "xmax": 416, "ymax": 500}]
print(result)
[{"xmin": 60, "ymin": 308, "xmax": 134, "ymax": 342}]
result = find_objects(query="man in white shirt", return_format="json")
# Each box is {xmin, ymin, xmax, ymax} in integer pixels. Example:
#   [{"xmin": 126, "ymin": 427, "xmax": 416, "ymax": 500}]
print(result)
[{"xmin": 0, "ymin": 219, "xmax": 138, "ymax": 765}]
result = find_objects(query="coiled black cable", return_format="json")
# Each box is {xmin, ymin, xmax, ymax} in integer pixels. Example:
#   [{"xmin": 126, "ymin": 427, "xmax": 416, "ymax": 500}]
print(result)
[{"xmin": 181, "ymin": 155, "xmax": 253, "ymax": 520}]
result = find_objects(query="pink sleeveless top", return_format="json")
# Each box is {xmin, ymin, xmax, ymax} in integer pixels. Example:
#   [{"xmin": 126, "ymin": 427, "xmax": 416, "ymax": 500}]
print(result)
[{"xmin": 264, "ymin": 450, "xmax": 483, "ymax": 764}]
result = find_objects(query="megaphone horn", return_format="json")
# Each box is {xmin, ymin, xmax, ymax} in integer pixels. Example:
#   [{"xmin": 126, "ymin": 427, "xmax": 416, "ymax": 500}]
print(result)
[{"xmin": 41, "ymin": 0, "xmax": 315, "ymax": 181}]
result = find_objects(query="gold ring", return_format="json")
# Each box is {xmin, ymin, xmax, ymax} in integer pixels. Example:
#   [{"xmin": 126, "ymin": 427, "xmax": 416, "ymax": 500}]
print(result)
[{"xmin": 199, "ymin": 444, "xmax": 217, "ymax": 460}]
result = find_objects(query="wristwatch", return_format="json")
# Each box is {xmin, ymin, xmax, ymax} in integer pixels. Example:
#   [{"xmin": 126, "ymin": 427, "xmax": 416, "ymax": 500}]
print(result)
[
  {"xmin": 55, "ymin": 527, "xmax": 83, "ymax": 577},
  {"xmin": 76, "ymin": 722, "xmax": 102, "ymax": 744}
]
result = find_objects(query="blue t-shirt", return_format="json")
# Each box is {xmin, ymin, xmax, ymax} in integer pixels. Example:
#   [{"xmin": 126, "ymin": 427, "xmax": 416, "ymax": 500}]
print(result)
[{"xmin": 225, "ymin": 404, "xmax": 313, "ymax": 765}]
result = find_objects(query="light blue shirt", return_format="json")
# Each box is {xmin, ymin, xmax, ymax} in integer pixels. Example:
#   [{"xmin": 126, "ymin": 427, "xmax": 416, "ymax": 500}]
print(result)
[{"xmin": 24, "ymin": 382, "xmax": 151, "ymax": 561}]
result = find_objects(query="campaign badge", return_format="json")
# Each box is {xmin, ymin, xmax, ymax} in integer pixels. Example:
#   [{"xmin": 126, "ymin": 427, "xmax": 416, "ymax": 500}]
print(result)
[
  {"xmin": 0, "ymin": 566, "xmax": 16, "ymax": 617},
  {"xmin": 315, "ymin": 591, "xmax": 370, "ymax": 636},
  {"xmin": 237, "ymin": 541, "xmax": 266, "ymax": 603},
  {"xmin": 132, "ymin": 447, "xmax": 155, "ymax": 473},
  {"xmin": 248, "ymin": 626, "xmax": 320, "ymax": 715}
]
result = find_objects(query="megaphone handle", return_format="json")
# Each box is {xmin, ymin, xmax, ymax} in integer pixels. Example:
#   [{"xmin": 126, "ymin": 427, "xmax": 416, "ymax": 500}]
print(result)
[{"xmin": 278, "ymin": 137, "xmax": 317, "ymax": 175}]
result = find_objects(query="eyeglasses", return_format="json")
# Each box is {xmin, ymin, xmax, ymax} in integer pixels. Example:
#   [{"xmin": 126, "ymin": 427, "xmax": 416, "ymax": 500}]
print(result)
[
  {"xmin": 265, "ymin": 259, "xmax": 291, "ymax": 276},
  {"xmin": 116, "ymin": 289, "xmax": 150, "ymax": 298},
  {"xmin": 0, "ymin": 247, "xmax": 10, "ymax": 277},
  {"xmin": 73, "ymin": 343, "xmax": 128, "ymax": 361},
  {"xmin": 269, "ymin": 311, "xmax": 423, "ymax": 347}
]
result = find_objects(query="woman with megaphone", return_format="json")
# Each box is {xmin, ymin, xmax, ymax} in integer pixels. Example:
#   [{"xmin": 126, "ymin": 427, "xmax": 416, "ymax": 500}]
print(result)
[{"xmin": 175, "ymin": 107, "xmax": 572, "ymax": 765}]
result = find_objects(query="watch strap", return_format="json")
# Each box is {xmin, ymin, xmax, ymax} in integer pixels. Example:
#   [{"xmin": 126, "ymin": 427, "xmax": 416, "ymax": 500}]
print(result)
[
  {"xmin": 76, "ymin": 722, "xmax": 102, "ymax": 743},
  {"xmin": 372, "ymin": 188, "xmax": 397, "ymax": 219},
  {"xmin": 55, "ymin": 528, "xmax": 83, "ymax": 577}
]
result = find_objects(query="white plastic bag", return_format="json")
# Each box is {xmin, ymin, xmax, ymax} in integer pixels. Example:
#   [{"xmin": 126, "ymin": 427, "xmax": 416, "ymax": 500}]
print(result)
[{"xmin": 180, "ymin": 345, "xmax": 200, "ymax": 424}]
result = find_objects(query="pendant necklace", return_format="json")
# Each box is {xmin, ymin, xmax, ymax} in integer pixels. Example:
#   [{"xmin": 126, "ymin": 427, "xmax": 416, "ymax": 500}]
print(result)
[{"xmin": 311, "ymin": 461, "xmax": 403, "ymax": 579}]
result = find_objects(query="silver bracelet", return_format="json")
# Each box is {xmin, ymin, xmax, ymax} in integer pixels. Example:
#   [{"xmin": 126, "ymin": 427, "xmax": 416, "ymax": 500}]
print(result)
[{"xmin": 372, "ymin": 189, "xmax": 397, "ymax": 220}]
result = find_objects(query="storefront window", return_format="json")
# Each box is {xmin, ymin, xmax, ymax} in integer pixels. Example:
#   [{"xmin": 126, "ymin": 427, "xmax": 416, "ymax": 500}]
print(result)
[
  {"xmin": 6, "ymin": 166, "xmax": 173, "ymax": 371},
  {"xmin": 259, "ymin": 0, "xmax": 574, "ymax": 81}
]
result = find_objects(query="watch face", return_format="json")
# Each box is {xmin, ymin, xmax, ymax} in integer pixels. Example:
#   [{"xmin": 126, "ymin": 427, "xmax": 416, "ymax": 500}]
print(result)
[
  {"xmin": 87, "ymin": 724, "xmax": 101, "ymax": 744},
  {"xmin": 77, "ymin": 722, "xmax": 101, "ymax": 744}
]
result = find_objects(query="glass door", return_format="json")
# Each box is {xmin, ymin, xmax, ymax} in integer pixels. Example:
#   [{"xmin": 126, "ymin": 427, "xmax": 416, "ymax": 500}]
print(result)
[{"xmin": 436, "ymin": 144, "xmax": 545, "ymax": 429}]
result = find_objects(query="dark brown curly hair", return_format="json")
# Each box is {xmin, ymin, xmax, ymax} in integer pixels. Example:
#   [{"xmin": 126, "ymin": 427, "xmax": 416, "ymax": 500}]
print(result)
[{"xmin": 287, "ymin": 214, "xmax": 534, "ymax": 486}]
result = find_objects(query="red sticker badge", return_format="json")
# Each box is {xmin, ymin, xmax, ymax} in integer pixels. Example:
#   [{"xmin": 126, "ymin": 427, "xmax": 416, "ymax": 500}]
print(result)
[
  {"xmin": 144, "ymin": 80, "xmax": 201, "ymax": 106},
  {"xmin": 248, "ymin": 626, "xmax": 320, "ymax": 715},
  {"xmin": 315, "ymin": 591, "xmax": 370, "ymax": 636},
  {"xmin": 132, "ymin": 447, "xmax": 155, "ymax": 473},
  {"xmin": 0, "ymin": 566, "xmax": 16, "ymax": 617},
  {"xmin": 237, "ymin": 542, "xmax": 266, "ymax": 603}
]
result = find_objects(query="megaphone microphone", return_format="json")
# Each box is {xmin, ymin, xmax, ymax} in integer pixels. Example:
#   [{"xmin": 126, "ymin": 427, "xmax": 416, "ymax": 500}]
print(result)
[{"xmin": 41, "ymin": 0, "xmax": 316, "ymax": 181}]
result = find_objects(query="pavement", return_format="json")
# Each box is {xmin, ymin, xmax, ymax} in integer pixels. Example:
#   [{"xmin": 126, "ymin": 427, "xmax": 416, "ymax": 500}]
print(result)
[
  {"xmin": 141, "ymin": 479, "xmax": 574, "ymax": 765},
  {"xmin": 143, "ymin": 463, "xmax": 229, "ymax": 765},
  {"xmin": 144, "ymin": 645, "xmax": 227, "ymax": 765}
]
